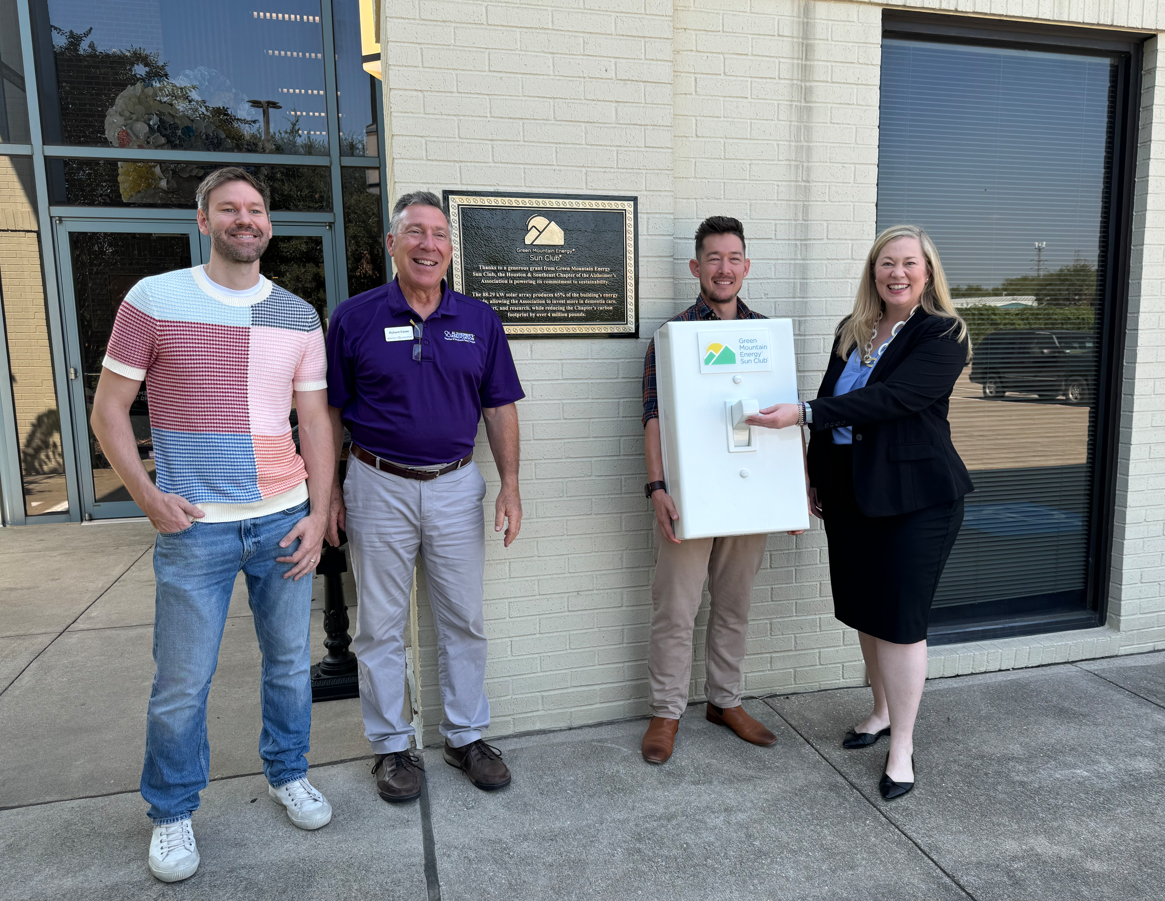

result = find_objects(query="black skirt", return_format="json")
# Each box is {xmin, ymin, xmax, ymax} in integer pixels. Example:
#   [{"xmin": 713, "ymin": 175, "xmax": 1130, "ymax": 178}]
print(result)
[{"xmin": 818, "ymin": 441, "xmax": 964, "ymax": 644}]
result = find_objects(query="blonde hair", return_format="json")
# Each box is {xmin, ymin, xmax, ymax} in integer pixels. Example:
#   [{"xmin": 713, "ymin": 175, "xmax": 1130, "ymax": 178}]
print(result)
[{"xmin": 837, "ymin": 225, "xmax": 971, "ymax": 363}]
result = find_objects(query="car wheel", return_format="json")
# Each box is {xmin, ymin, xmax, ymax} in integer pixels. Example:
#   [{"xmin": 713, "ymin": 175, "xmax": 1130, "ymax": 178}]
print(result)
[
  {"xmin": 1066, "ymin": 377, "xmax": 1090, "ymax": 405},
  {"xmin": 982, "ymin": 374, "xmax": 1004, "ymax": 399}
]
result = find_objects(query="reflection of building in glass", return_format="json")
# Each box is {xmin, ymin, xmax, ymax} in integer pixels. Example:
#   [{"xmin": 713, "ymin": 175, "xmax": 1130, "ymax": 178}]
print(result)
[
  {"xmin": 45, "ymin": 0, "xmax": 331, "ymax": 155},
  {"xmin": 0, "ymin": 158, "xmax": 66, "ymax": 514}
]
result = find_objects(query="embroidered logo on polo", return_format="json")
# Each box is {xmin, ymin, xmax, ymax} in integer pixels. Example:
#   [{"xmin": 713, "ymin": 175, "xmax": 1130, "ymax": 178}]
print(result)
[
  {"xmin": 445, "ymin": 330, "xmax": 476, "ymax": 344},
  {"xmin": 703, "ymin": 342, "xmax": 736, "ymax": 366}
]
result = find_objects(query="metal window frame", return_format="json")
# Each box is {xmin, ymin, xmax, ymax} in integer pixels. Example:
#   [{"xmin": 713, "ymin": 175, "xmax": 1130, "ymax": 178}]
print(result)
[
  {"xmin": 0, "ymin": 0, "xmax": 389, "ymax": 525},
  {"xmin": 880, "ymin": 12, "xmax": 1147, "ymax": 644}
]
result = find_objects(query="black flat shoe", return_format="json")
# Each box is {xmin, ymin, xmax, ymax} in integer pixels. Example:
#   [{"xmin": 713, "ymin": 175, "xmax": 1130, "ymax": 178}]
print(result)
[
  {"xmin": 879, "ymin": 753, "xmax": 914, "ymax": 801},
  {"xmin": 842, "ymin": 726, "xmax": 890, "ymax": 749}
]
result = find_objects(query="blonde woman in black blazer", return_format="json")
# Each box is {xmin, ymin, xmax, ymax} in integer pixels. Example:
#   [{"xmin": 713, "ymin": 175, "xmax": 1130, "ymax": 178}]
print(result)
[{"xmin": 749, "ymin": 225, "xmax": 972, "ymax": 800}]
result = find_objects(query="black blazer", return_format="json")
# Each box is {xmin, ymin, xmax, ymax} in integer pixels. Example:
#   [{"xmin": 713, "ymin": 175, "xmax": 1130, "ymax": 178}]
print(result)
[{"xmin": 807, "ymin": 312, "xmax": 974, "ymax": 517}]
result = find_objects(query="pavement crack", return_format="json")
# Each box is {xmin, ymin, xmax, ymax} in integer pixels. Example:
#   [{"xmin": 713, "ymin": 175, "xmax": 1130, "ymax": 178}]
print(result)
[
  {"xmin": 0, "ymin": 754, "xmax": 373, "ymax": 813},
  {"xmin": 762, "ymin": 697, "xmax": 979, "ymax": 901},
  {"xmin": 0, "ymin": 544, "xmax": 154, "ymax": 701},
  {"xmin": 1072, "ymin": 663, "xmax": 1165, "ymax": 711},
  {"xmin": 418, "ymin": 768, "xmax": 442, "ymax": 901}
]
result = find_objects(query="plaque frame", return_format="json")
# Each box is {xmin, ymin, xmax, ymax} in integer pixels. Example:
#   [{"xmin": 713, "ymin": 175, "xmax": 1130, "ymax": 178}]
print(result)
[{"xmin": 444, "ymin": 190, "xmax": 639, "ymax": 338}]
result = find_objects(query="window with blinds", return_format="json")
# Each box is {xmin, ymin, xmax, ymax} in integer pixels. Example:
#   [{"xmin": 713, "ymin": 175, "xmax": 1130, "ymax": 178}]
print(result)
[{"xmin": 877, "ymin": 25, "xmax": 1137, "ymax": 640}]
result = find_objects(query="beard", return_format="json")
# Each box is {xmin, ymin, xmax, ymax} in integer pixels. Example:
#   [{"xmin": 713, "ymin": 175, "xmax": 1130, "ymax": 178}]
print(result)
[
  {"xmin": 701, "ymin": 278, "xmax": 739, "ymax": 305},
  {"xmin": 209, "ymin": 225, "xmax": 270, "ymax": 263}
]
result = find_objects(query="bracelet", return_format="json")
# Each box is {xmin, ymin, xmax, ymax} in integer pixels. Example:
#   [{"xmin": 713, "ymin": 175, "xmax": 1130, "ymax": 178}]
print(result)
[{"xmin": 797, "ymin": 402, "xmax": 805, "ymax": 427}]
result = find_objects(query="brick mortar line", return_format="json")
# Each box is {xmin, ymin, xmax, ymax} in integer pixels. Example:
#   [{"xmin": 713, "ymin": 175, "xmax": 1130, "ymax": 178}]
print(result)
[
  {"xmin": 760, "ymin": 698, "xmax": 978, "ymax": 901},
  {"xmin": 0, "ymin": 544, "xmax": 153, "ymax": 701}
]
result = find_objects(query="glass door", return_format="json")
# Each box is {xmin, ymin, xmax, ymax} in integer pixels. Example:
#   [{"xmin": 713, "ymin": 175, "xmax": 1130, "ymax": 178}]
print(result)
[{"xmin": 56, "ymin": 219, "xmax": 203, "ymax": 519}]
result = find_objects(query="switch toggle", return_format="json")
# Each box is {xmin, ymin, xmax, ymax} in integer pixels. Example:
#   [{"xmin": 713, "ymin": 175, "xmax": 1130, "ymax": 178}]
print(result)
[{"xmin": 725, "ymin": 399, "xmax": 760, "ymax": 453}]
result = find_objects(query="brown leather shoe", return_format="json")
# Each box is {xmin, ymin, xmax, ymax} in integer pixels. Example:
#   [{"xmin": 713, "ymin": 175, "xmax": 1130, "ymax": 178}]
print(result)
[
  {"xmin": 444, "ymin": 739, "xmax": 511, "ymax": 790},
  {"xmin": 641, "ymin": 716, "xmax": 679, "ymax": 764},
  {"xmin": 706, "ymin": 703, "xmax": 777, "ymax": 746},
  {"xmin": 372, "ymin": 751, "xmax": 424, "ymax": 802}
]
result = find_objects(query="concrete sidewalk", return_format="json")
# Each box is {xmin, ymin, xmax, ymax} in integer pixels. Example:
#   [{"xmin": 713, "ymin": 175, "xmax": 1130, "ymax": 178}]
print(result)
[{"xmin": 2, "ymin": 523, "xmax": 1163, "ymax": 900}]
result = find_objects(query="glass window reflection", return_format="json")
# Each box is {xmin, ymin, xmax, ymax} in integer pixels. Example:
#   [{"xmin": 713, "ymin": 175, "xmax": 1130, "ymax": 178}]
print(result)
[
  {"xmin": 262, "ymin": 234, "xmax": 327, "ymax": 322},
  {"xmin": 342, "ymin": 166, "xmax": 384, "ymax": 298},
  {"xmin": 0, "ymin": 156, "xmax": 67, "ymax": 515},
  {"xmin": 877, "ymin": 38, "xmax": 1115, "ymax": 625},
  {"xmin": 1, "ymin": 0, "xmax": 32, "ymax": 144},
  {"xmin": 43, "ymin": 0, "xmax": 329, "ymax": 154},
  {"xmin": 50, "ymin": 158, "xmax": 331, "ymax": 210},
  {"xmin": 333, "ymin": 0, "xmax": 376, "ymax": 157}
]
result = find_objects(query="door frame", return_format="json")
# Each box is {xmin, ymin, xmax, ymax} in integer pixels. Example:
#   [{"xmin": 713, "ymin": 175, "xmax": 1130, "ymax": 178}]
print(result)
[
  {"xmin": 53, "ymin": 212, "xmax": 341, "ymax": 522},
  {"xmin": 54, "ymin": 216, "xmax": 205, "ymax": 520}
]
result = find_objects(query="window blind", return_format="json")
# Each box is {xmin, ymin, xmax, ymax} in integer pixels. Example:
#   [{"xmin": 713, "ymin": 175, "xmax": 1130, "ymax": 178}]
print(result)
[{"xmin": 877, "ymin": 38, "xmax": 1116, "ymax": 626}]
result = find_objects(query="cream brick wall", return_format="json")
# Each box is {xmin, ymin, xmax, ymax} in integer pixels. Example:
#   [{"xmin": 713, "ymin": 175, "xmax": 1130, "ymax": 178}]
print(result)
[
  {"xmin": 379, "ymin": 0, "xmax": 1165, "ymax": 744},
  {"xmin": 1111, "ymin": 35, "xmax": 1165, "ymax": 650}
]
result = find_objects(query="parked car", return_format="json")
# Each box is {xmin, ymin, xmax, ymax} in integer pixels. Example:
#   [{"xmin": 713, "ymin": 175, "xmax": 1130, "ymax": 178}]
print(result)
[{"xmin": 968, "ymin": 329, "xmax": 1096, "ymax": 404}]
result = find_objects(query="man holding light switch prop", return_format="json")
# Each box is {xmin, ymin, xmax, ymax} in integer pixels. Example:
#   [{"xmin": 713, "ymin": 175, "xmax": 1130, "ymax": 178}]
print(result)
[{"xmin": 639, "ymin": 217, "xmax": 808, "ymax": 764}]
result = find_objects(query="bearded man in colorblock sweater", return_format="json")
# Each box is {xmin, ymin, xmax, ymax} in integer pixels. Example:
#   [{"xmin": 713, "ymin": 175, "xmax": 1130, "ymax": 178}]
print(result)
[{"xmin": 91, "ymin": 168, "xmax": 335, "ymax": 884}]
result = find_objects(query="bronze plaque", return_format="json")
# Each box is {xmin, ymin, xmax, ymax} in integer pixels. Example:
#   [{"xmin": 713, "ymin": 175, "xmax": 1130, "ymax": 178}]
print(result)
[{"xmin": 445, "ymin": 191, "xmax": 638, "ymax": 337}]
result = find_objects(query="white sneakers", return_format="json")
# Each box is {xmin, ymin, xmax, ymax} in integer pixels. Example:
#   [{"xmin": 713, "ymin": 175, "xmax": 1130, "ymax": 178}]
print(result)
[
  {"xmin": 148, "ymin": 778, "xmax": 331, "ymax": 883},
  {"xmin": 268, "ymin": 777, "xmax": 333, "ymax": 830},
  {"xmin": 148, "ymin": 819, "xmax": 200, "ymax": 883}
]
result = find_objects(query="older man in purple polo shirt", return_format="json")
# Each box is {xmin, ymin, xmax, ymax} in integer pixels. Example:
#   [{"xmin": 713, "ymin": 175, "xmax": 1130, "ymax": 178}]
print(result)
[{"xmin": 326, "ymin": 191, "xmax": 524, "ymax": 802}]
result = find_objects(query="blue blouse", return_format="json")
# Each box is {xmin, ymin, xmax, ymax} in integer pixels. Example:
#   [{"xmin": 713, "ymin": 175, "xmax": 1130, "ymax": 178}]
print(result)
[{"xmin": 831, "ymin": 347, "xmax": 883, "ymax": 444}]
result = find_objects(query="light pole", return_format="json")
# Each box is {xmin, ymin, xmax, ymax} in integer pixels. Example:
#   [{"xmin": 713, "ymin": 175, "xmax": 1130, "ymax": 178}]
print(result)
[
  {"xmin": 248, "ymin": 99, "xmax": 282, "ymax": 152},
  {"xmin": 1034, "ymin": 241, "xmax": 1047, "ymax": 277}
]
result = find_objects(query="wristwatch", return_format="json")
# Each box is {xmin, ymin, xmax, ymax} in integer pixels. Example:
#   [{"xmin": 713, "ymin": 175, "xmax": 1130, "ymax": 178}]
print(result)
[{"xmin": 644, "ymin": 481, "xmax": 667, "ymax": 498}]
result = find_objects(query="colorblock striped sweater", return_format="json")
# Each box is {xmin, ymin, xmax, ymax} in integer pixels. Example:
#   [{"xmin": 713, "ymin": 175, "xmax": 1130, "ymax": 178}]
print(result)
[{"xmin": 103, "ymin": 266, "xmax": 327, "ymax": 522}]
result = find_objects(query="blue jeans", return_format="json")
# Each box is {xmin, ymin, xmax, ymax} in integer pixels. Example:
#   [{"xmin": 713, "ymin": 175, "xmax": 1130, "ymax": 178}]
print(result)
[{"xmin": 141, "ymin": 501, "xmax": 314, "ymax": 824}]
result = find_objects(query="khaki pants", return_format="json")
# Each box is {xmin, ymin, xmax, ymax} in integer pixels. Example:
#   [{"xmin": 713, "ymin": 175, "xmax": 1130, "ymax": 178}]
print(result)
[
  {"xmin": 647, "ymin": 525, "xmax": 768, "ymax": 718},
  {"xmin": 345, "ymin": 456, "xmax": 490, "ymax": 754}
]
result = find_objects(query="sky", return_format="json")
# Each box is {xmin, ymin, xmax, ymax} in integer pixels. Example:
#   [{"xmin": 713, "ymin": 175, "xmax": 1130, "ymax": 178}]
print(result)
[{"xmin": 877, "ymin": 39, "xmax": 1115, "ymax": 290}]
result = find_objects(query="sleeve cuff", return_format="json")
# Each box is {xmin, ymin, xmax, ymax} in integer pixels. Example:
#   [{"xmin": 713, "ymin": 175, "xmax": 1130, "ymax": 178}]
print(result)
[
  {"xmin": 294, "ymin": 379, "xmax": 328, "ymax": 392},
  {"xmin": 102, "ymin": 355, "xmax": 147, "ymax": 381},
  {"xmin": 480, "ymin": 392, "xmax": 525, "ymax": 408}
]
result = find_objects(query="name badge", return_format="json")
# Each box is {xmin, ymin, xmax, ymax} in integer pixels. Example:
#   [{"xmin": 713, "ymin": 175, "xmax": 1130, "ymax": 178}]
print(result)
[{"xmin": 384, "ymin": 326, "xmax": 413, "ymax": 342}]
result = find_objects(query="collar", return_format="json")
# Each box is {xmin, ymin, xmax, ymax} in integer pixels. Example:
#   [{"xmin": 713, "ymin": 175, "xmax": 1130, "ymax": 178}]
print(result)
[
  {"xmin": 385, "ymin": 277, "xmax": 459, "ymax": 320},
  {"xmin": 695, "ymin": 294, "xmax": 753, "ymax": 320},
  {"xmin": 192, "ymin": 265, "xmax": 272, "ymax": 307}
]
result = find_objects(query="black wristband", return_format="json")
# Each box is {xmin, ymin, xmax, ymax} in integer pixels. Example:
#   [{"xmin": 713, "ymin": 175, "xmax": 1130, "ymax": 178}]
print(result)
[{"xmin": 644, "ymin": 480, "xmax": 667, "ymax": 498}]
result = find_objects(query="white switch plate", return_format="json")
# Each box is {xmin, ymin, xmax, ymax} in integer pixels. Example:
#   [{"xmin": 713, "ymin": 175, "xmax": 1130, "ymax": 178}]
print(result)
[{"xmin": 657, "ymin": 319, "xmax": 809, "ymax": 539}]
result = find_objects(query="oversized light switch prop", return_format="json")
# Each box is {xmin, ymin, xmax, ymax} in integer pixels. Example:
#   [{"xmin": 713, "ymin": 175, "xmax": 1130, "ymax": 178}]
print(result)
[{"xmin": 655, "ymin": 319, "xmax": 809, "ymax": 540}]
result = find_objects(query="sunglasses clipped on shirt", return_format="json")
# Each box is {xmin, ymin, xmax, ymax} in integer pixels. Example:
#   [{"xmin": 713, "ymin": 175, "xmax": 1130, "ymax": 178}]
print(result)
[{"xmin": 412, "ymin": 320, "xmax": 423, "ymax": 362}]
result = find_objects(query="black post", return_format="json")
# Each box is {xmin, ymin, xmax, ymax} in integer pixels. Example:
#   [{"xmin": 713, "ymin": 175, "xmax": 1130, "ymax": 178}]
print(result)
[{"xmin": 310, "ymin": 533, "xmax": 359, "ymax": 701}]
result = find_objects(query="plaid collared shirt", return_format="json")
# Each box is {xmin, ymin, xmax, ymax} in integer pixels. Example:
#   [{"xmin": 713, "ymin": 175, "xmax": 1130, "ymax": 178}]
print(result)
[{"xmin": 641, "ymin": 295, "xmax": 766, "ymax": 426}]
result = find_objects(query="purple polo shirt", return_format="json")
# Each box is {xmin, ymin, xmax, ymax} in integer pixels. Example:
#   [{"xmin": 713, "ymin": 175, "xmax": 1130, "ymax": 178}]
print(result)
[{"xmin": 326, "ymin": 278, "xmax": 524, "ymax": 466}]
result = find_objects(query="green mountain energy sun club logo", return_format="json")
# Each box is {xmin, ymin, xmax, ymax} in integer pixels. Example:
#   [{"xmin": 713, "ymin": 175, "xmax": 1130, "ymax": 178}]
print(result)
[{"xmin": 703, "ymin": 342, "xmax": 736, "ymax": 366}]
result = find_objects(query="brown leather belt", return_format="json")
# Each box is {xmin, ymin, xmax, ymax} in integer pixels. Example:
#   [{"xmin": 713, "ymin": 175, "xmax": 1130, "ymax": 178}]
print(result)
[{"xmin": 351, "ymin": 445, "xmax": 473, "ymax": 482}]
